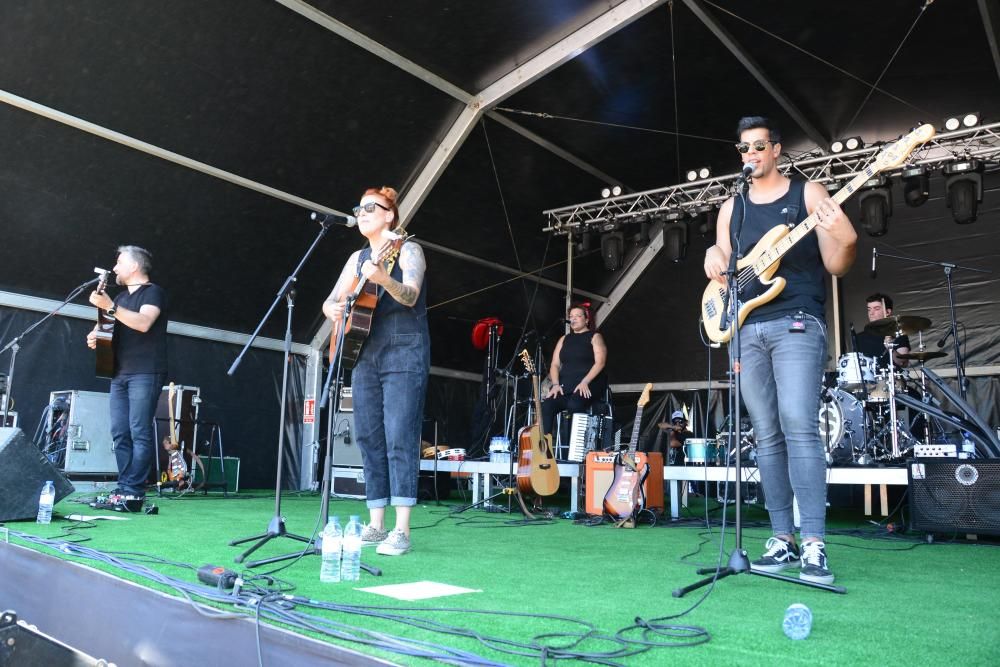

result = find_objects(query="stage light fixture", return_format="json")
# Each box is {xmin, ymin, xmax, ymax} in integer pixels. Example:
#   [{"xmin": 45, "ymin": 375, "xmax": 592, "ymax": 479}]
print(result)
[
  {"xmin": 686, "ymin": 169, "xmax": 698, "ymax": 182},
  {"xmin": 825, "ymin": 180, "xmax": 841, "ymax": 194},
  {"xmin": 694, "ymin": 205, "xmax": 717, "ymax": 237},
  {"xmin": 576, "ymin": 229, "xmax": 593, "ymax": 253},
  {"xmin": 831, "ymin": 137, "xmax": 863, "ymax": 153},
  {"xmin": 601, "ymin": 187, "xmax": 611, "ymax": 198},
  {"xmin": 901, "ymin": 166, "xmax": 930, "ymax": 207},
  {"xmin": 944, "ymin": 112, "xmax": 980, "ymax": 132},
  {"xmin": 663, "ymin": 222, "xmax": 688, "ymax": 262},
  {"xmin": 698, "ymin": 167, "xmax": 711, "ymax": 179},
  {"xmin": 685, "ymin": 167, "xmax": 710, "ymax": 182},
  {"xmin": 943, "ymin": 160, "xmax": 983, "ymax": 224},
  {"xmin": 601, "ymin": 231, "xmax": 624, "ymax": 270},
  {"xmin": 858, "ymin": 176, "xmax": 892, "ymax": 237},
  {"xmin": 611, "ymin": 185, "xmax": 622, "ymax": 197}
]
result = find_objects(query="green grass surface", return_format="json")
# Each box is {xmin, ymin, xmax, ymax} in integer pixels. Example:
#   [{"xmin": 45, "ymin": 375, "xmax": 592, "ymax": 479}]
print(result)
[{"xmin": 9, "ymin": 488, "xmax": 1000, "ymax": 666}]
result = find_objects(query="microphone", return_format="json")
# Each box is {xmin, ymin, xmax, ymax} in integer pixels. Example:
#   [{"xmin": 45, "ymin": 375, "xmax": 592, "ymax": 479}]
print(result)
[
  {"xmin": 737, "ymin": 162, "xmax": 754, "ymax": 181},
  {"xmin": 311, "ymin": 211, "xmax": 357, "ymax": 227},
  {"xmin": 86, "ymin": 267, "xmax": 112, "ymax": 288},
  {"xmin": 870, "ymin": 248, "xmax": 878, "ymax": 279},
  {"xmin": 937, "ymin": 329, "xmax": 954, "ymax": 348}
]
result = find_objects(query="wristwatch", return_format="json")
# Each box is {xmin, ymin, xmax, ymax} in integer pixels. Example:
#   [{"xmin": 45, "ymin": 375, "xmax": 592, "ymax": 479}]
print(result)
[{"xmin": 106, "ymin": 305, "xmax": 117, "ymax": 317}]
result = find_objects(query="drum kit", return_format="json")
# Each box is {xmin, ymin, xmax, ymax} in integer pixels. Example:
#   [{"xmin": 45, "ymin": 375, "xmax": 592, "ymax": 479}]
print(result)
[{"xmin": 821, "ymin": 313, "xmax": 946, "ymax": 464}]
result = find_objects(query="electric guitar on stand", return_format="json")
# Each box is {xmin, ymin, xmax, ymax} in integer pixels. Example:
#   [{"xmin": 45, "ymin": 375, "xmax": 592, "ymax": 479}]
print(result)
[
  {"xmin": 94, "ymin": 269, "xmax": 115, "ymax": 379},
  {"xmin": 516, "ymin": 350, "xmax": 560, "ymax": 498},
  {"xmin": 162, "ymin": 382, "xmax": 190, "ymax": 490},
  {"xmin": 701, "ymin": 124, "xmax": 937, "ymax": 344},
  {"xmin": 603, "ymin": 383, "xmax": 653, "ymax": 525},
  {"xmin": 329, "ymin": 232, "xmax": 411, "ymax": 369}
]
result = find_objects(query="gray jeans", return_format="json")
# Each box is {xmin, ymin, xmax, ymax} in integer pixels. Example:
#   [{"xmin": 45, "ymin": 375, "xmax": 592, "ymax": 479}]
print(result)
[{"xmin": 738, "ymin": 313, "xmax": 827, "ymax": 539}]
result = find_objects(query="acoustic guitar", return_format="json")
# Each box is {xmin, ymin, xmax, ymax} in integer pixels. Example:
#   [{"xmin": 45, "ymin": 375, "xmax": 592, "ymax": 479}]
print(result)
[
  {"xmin": 162, "ymin": 382, "xmax": 190, "ymax": 489},
  {"xmin": 603, "ymin": 382, "xmax": 653, "ymax": 523},
  {"xmin": 329, "ymin": 232, "xmax": 411, "ymax": 369},
  {"xmin": 701, "ymin": 124, "xmax": 936, "ymax": 344},
  {"xmin": 516, "ymin": 350, "xmax": 560, "ymax": 497},
  {"xmin": 94, "ymin": 270, "xmax": 115, "ymax": 379}
]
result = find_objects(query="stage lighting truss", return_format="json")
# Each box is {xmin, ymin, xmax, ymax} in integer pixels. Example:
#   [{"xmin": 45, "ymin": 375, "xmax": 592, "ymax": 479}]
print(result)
[{"xmin": 543, "ymin": 121, "xmax": 1000, "ymax": 236}]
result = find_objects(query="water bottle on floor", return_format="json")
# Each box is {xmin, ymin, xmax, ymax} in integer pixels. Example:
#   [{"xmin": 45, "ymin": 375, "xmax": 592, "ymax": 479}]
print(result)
[
  {"xmin": 783, "ymin": 603, "xmax": 813, "ymax": 640},
  {"xmin": 320, "ymin": 516, "xmax": 343, "ymax": 583},
  {"xmin": 341, "ymin": 515, "xmax": 363, "ymax": 582},
  {"xmin": 36, "ymin": 481, "xmax": 55, "ymax": 524}
]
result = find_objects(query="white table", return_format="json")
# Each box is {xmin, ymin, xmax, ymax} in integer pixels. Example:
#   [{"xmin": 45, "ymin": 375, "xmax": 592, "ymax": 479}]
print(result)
[
  {"xmin": 663, "ymin": 465, "xmax": 909, "ymax": 519},
  {"xmin": 419, "ymin": 459, "xmax": 584, "ymax": 512}
]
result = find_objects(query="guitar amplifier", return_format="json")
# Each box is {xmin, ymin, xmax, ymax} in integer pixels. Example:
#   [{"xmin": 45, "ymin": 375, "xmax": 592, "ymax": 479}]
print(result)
[{"xmin": 585, "ymin": 451, "xmax": 664, "ymax": 516}]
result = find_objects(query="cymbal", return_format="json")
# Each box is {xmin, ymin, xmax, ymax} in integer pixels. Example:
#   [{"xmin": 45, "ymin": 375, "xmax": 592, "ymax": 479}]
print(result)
[
  {"xmin": 897, "ymin": 350, "xmax": 947, "ymax": 361},
  {"xmin": 864, "ymin": 314, "xmax": 932, "ymax": 336}
]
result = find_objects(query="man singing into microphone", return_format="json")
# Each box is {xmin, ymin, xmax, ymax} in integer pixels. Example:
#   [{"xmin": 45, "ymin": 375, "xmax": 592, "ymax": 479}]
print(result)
[
  {"xmin": 704, "ymin": 116, "xmax": 857, "ymax": 584},
  {"xmin": 86, "ymin": 246, "xmax": 167, "ymax": 512}
]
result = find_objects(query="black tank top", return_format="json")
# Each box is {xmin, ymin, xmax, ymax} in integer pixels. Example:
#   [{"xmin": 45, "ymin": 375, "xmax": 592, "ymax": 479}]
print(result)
[
  {"xmin": 731, "ymin": 178, "xmax": 826, "ymax": 323},
  {"xmin": 559, "ymin": 331, "xmax": 607, "ymax": 393}
]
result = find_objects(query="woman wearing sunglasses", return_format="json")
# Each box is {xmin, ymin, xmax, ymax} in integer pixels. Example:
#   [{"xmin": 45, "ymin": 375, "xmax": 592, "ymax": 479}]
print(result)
[
  {"xmin": 323, "ymin": 186, "xmax": 429, "ymax": 556},
  {"xmin": 703, "ymin": 117, "xmax": 857, "ymax": 586}
]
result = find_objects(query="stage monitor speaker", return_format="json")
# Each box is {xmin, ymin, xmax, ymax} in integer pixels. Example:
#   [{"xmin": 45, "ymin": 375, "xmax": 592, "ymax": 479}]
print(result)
[
  {"xmin": 0, "ymin": 428, "xmax": 75, "ymax": 522},
  {"xmin": 909, "ymin": 459, "xmax": 1000, "ymax": 536},
  {"xmin": 585, "ymin": 451, "xmax": 664, "ymax": 516},
  {"xmin": 0, "ymin": 610, "xmax": 105, "ymax": 665},
  {"xmin": 330, "ymin": 413, "xmax": 362, "ymax": 467}
]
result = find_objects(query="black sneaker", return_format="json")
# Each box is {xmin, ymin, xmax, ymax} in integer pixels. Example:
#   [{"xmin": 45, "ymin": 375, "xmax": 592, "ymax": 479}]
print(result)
[
  {"xmin": 751, "ymin": 536, "xmax": 800, "ymax": 573},
  {"xmin": 800, "ymin": 540, "xmax": 835, "ymax": 584}
]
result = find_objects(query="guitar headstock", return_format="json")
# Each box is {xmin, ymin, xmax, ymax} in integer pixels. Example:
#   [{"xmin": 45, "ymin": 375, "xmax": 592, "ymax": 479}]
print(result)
[
  {"xmin": 377, "ymin": 231, "xmax": 412, "ymax": 264},
  {"xmin": 519, "ymin": 349, "xmax": 536, "ymax": 375},
  {"xmin": 637, "ymin": 382, "xmax": 652, "ymax": 408},
  {"xmin": 95, "ymin": 268, "xmax": 110, "ymax": 295},
  {"xmin": 871, "ymin": 124, "xmax": 936, "ymax": 174}
]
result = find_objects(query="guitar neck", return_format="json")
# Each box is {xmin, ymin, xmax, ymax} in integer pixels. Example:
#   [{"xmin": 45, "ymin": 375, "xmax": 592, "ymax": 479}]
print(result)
[
  {"xmin": 750, "ymin": 166, "xmax": 877, "ymax": 274},
  {"xmin": 625, "ymin": 405, "xmax": 645, "ymax": 455},
  {"xmin": 532, "ymin": 374, "xmax": 543, "ymax": 428}
]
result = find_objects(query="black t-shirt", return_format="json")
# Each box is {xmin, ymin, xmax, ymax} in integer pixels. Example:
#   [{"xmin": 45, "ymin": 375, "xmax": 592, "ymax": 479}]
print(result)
[
  {"xmin": 112, "ymin": 283, "xmax": 168, "ymax": 375},
  {"xmin": 854, "ymin": 330, "xmax": 909, "ymax": 370}
]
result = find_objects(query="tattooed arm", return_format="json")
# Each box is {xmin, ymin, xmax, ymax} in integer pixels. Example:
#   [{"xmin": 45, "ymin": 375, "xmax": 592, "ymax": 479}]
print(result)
[{"xmin": 373, "ymin": 241, "xmax": 425, "ymax": 307}]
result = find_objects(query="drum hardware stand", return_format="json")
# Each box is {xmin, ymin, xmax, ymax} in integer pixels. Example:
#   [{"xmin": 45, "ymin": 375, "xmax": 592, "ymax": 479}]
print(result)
[
  {"xmin": 674, "ymin": 176, "xmax": 845, "ymax": 597},
  {"xmin": 874, "ymin": 250, "xmax": 991, "ymax": 401}
]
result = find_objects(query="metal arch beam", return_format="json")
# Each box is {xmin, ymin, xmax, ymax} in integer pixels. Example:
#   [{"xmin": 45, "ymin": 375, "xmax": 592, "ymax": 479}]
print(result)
[
  {"xmin": 979, "ymin": 0, "xmax": 1000, "ymax": 84},
  {"xmin": 681, "ymin": 0, "xmax": 828, "ymax": 149}
]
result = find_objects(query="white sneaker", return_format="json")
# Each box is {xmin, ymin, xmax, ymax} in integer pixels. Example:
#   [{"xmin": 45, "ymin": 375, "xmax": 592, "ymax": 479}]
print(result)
[{"xmin": 375, "ymin": 529, "xmax": 410, "ymax": 556}]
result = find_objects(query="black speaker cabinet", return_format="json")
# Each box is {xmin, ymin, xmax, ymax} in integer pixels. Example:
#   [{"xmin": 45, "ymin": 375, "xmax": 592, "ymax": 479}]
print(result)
[
  {"xmin": 0, "ymin": 610, "xmax": 105, "ymax": 665},
  {"xmin": 0, "ymin": 428, "xmax": 76, "ymax": 522},
  {"xmin": 909, "ymin": 459, "xmax": 1000, "ymax": 536}
]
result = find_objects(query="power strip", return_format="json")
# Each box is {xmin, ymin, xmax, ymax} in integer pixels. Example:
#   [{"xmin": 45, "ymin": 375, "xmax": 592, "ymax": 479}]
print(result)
[{"xmin": 913, "ymin": 444, "xmax": 957, "ymax": 458}]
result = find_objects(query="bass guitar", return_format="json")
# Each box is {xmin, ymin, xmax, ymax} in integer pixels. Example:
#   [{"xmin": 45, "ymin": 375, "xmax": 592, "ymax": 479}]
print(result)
[
  {"xmin": 603, "ymin": 383, "xmax": 652, "ymax": 523},
  {"xmin": 329, "ymin": 232, "xmax": 411, "ymax": 369},
  {"xmin": 94, "ymin": 269, "xmax": 115, "ymax": 379},
  {"xmin": 701, "ymin": 124, "xmax": 936, "ymax": 343},
  {"xmin": 516, "ymin": 350, "xmax": 560, "ymax": 497}
]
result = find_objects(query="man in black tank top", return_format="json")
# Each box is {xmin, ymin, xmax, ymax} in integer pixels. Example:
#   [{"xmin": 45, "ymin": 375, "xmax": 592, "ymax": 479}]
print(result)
[{"xmin": 704, "ymin": 117, "xmax": 857, "ymax": 585}]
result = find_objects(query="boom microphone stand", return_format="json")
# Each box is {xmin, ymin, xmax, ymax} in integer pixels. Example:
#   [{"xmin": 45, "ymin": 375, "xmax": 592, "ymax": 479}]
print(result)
[
  {"xmin": 674, "ymin": 175, "xmax": 844, "ymax": 597},
  {"xmin": 228, "ymin": 215, "xmax": 341, "ymax": 564}
]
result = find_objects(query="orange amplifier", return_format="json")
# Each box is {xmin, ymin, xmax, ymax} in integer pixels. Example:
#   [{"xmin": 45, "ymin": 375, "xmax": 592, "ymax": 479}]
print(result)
[{"xmin": 585, "ymin": 451, "xmax": 664, "ymax": 516}]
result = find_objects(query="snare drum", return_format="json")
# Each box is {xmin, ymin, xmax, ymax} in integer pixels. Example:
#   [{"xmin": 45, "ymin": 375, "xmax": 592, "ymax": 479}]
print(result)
[
  {"xmin": 683, "ymin": 438, "xmax": 717, "ymax": 465},
  {"xmin": 837, "ymin": 352, "xmax": 876, "ymax": 391}
]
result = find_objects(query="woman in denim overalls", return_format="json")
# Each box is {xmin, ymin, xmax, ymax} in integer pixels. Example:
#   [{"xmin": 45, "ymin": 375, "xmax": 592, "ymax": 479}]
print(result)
[{"xmin": 323, "ymin": 186, "xmax": 429, "ymax": 556}]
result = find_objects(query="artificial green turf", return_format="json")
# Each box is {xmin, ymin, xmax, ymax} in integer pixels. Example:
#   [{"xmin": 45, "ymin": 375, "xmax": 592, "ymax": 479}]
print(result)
[{"xmin": 9, "ymin": 489, "xmax": 1000, "ymax": 666}]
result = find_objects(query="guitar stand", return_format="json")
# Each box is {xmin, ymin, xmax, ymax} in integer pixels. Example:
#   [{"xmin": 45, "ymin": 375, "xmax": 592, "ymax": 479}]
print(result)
[{"xmin": 674, "ymin": 181, "xmax": 845, "ymax": 598}]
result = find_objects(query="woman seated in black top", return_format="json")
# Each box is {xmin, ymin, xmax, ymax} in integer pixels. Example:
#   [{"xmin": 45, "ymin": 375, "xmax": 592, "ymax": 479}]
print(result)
[{"xmin": 541, "ymin": 304, "xmax": 608, "ymax": 440}]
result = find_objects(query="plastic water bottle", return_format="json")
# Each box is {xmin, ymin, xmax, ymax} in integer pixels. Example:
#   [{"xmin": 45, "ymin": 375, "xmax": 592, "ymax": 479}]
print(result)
[
  {"xmin": 36, "ymin": 481, "xmax": 55, "ymax": 524},
  {"xmin": 320, "ymin": 517, "xmax": 342, "ymax": 583},
  {"xmin": 783, "ymin": 603, "xmax": 813, "ymax": 640},
  {"xmin": 341, "ymin": 515, "xmax": 363, "ymax": 582}
]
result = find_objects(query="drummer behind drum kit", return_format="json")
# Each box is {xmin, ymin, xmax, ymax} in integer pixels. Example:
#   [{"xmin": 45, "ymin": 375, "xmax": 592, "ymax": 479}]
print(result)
[{"xmin": 821, "ymin": 314, "xmax": 946, "ymax": 465}]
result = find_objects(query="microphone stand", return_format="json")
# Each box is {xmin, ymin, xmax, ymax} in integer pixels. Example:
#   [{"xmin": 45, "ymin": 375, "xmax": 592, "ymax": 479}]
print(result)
[
  {"xmin": 1, "ymin": 276, "xmax": 101, "ymax": 426},
  {"xmin": 674, "ymin": 175, "xmax": 844, "ymax": 597},
  {"xmin": 228, "ymin": 218, "xmax": 333, "ymax": 564},
  {"xmin": 242, "ymin": 307, "xmax": 380, "ymax": 576},
  {"xmin": 875, "ymin": 250, "xmax": 990, "ymax": 401}
]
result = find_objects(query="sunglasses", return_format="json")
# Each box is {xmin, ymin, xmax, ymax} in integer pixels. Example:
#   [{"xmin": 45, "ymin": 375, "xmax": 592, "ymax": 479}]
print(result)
[
  {"xmin": 734, "ymin": 140, "xmax": 775, "ymax": 154},
  {"xmin": 352, "ymin": 201, "xmax": 391, "ymax": 216}
]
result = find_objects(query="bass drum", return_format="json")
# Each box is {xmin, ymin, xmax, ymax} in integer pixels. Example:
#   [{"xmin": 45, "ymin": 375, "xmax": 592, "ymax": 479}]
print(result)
[{"xmin": 818, "ymin": 388, "xmax": 867, "ymax": 464}]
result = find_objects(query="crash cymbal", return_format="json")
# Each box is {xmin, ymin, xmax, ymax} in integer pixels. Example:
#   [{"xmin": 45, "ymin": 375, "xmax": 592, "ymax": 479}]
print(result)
[
  {"xmin": 897, "ymin": 350, "xmax": 947, "ymax": 361},
  {"xmin": 864, "ymin": 314, "xmax": 932, "ymax": 336}
]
